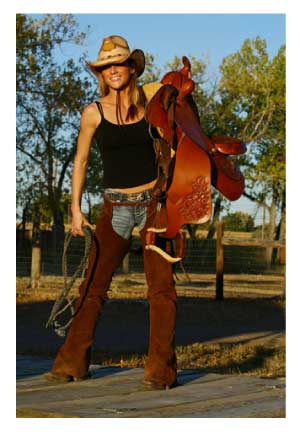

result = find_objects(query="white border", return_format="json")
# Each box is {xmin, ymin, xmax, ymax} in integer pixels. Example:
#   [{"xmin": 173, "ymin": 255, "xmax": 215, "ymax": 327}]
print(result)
[
  {"xmin": 8, "ymin": 0, "xmax": 299, "ymax": 434},
  {"xmin": 16, "ymin": 0, "xmax": 287, "ymax": 14}
]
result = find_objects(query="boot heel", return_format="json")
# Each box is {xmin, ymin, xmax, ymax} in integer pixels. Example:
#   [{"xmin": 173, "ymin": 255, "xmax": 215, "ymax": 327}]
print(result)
[{"xmin": 143, "ymin": 379, "xmax": 179, "ymax": 390}]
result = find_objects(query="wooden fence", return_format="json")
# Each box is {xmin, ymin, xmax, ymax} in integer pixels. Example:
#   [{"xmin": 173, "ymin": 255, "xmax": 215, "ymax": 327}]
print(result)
[
  {"xmin": 215, "ymin": 221, "xmax": 286, "ymax": 300},
  {"xmin": 27, "ymin": 221, "xmax": 286, "ymax": 295}
]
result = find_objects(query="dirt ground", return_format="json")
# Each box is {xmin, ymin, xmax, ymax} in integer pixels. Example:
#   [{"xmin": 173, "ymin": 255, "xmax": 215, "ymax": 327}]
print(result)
[{"xmin": 16, "ymin": 273, "xmax": 285, "ymax": 359}]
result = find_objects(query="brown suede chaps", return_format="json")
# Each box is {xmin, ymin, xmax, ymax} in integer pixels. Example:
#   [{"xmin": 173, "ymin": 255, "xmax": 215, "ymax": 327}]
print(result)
[{"xmin": 51, "ymin": 198, "xmax": 177, "ymax": 386}]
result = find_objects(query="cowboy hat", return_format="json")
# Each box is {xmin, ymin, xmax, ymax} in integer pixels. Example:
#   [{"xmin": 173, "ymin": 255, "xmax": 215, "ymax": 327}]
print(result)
[{"xmin": 87, "ymin": 35, "xmax": 145, "ymax": 77}]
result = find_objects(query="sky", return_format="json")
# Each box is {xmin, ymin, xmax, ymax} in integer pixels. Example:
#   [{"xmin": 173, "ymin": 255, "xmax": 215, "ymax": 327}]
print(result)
[
  {"xmin": 74, "ymin": 13, "xmax": 285, "ymax": 72},
  {"xmin": 42, "ymin": 13, "xmax": 285, "ymax": 79}
]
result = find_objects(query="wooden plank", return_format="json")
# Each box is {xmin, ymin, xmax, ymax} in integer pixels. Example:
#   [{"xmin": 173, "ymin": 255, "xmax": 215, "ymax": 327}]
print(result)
[
  {"xmin": 16, "ymin": 357, "xmax": 285, "ymax": 418},
  {"xmin": 17, "ymin": 373, "xmax": 285, "ymax": 418},
  {"xmin": 222, "ymin": 238, "xmax": 285, "ymax": 248}
]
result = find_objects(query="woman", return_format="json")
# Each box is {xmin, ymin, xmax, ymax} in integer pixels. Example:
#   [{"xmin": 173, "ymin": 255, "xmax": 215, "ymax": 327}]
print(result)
[{"xmin": 44, "ymin": 35, "xmax": 178, "ymax": 390}]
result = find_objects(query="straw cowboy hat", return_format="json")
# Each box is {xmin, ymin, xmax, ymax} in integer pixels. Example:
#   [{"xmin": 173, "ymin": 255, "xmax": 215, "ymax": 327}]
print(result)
[{"xmin": 87, "ymin": 35, "xmax": 145, "ymax": 77}]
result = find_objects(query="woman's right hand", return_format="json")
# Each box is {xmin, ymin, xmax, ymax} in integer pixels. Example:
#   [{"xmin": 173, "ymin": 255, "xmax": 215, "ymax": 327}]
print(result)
[{"xmin": 71, "ymin": 210, "xmax": 94, "ymax": 237}]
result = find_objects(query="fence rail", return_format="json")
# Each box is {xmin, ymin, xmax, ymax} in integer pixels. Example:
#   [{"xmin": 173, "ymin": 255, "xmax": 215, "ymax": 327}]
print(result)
[
  {"xmin": 16, "ymin": 223, "xmax": 285, "ymax": 299},
  {"xmin": 222, "ymin": 238, "xmax": 285, "ymax": 248}
]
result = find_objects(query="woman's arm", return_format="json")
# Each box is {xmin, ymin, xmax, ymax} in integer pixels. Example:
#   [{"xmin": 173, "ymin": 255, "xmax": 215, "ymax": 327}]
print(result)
[{"xmin": 71, "ymin": 104, "xmax": 100, "ymax": 236}]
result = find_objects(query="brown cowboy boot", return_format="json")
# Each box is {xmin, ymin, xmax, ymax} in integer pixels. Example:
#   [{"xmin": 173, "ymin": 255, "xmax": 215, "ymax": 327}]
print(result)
[
  {"xmin": 48, "ymin": 200, "xmax": 131, "ymax": 380},
  {"xmin": 143, "ymin": 290, "xmax": 178, "ymax": 390},
  {"xmin": 140, "ymin": 202, "xmax": 178, "ymax": 389}
]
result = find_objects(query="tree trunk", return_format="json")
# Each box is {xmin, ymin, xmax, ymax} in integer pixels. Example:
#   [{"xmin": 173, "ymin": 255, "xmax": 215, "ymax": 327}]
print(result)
[
  {"xmin": 18, "ymin": 203, "xmax": 29, "ymax": 249},
  {"xmin": 275, "ymin": 191, "xmax": 286, "ymax": 263},
  {"xmin": 87, "ymin": 193, "xmax": 92, "ymax": 223},
  {"xmin": 206, "ymin": 194, "xmax": 223, "ymax": 239},
  {"xmin": 266, "ymin": 195, "xmax": 277, "ymax": 268},
  {"xmin": 52, "ymin": 209, "xmax": 65, "ymax": 250},
  {"xmin": 216, "ymin": 221, "xmax": 224, "ymax": 300},
  {"xmin": 186, "ymin": 224, "xmax": 198, "ymax": 241},
  {"xmin": 50, "ymin": 152, "xmax": 74, "ymax": 249}
]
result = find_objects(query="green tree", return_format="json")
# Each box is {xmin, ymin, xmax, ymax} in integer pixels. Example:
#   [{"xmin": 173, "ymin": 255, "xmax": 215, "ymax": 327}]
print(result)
[
  {"xmin": 217, "ymin": 38, "xmax": 285, "ymax": 255},
  {"xmin": 16, "ymin": 14, "xmax": 93, "ymax": 243},
  {"xmin": 223, "ymin": 211, "xmax": 255, "ymax": 232},
  {"xmin": 245, "ymin": 46, "xmax": 285, "ymax": 243},
  {"xmin": 139, "ymin": 53, "xmax": 161, "ymax": 84},
  {"xmin": 218, "ymin": 37, "xmax": 275, "ymax": 142}
]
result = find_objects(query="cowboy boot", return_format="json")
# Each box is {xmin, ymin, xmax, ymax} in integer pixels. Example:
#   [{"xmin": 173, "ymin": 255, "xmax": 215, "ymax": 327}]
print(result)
[
  {"xmin": 140, "ymin": 202, "xmax": 178, "ymax": 389},
  {"xmin": 48, "ymin": 200, "xmax": 131, "ymax": 380}
]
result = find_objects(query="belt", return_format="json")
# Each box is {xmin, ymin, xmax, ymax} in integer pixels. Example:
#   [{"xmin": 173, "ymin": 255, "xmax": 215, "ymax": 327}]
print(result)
[{"xmin": 104, "ymin": 188, "xmax": 153, "ymax": 204}]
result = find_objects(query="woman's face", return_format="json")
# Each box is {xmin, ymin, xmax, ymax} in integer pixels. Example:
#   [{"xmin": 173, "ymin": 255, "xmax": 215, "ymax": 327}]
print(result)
[{"xmin": 99, "ymin": 61, "xmax": 135, "ymax": 91}]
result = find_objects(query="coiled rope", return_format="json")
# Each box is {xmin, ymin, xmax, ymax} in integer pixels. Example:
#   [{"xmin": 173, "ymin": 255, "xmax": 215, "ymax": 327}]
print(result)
[{"xmin": 46, "ymin": 226, "xmax": 94, "ymax": 337}]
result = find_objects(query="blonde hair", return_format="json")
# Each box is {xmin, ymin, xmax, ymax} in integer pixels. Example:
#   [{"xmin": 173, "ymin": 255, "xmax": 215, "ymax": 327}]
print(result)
[{"xmin": 98, "ymin": 61, "xmax": 146, "ymax": 123}]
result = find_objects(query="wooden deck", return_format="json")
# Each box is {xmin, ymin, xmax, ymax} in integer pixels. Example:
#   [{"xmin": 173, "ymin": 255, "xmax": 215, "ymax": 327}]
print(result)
[{"xmin": 16, "ymin": 355, "xmax": 285, "ymax": 418}]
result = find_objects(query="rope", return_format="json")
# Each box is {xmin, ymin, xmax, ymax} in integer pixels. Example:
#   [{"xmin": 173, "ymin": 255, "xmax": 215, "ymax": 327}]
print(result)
[{"xmin": 46, "ymin": 226, "xmax": 94, "ymax": 337}]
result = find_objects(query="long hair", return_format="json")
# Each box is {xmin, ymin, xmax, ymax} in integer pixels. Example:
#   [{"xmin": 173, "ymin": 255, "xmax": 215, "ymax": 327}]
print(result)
[{"xmin": 98, "ymin": 60, "xmax": 146, "ymax": 124}]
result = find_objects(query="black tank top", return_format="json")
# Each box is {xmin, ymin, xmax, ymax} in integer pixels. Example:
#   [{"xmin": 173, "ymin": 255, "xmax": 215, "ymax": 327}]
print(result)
[{"xmin": 93, "ymin": 101, "xmax": 157, "ymax": 189}]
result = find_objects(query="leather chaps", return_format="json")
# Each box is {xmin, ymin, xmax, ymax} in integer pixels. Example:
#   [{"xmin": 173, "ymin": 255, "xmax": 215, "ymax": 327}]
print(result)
[{"xmin": 51, "ymin": 198, "xmax": 177, "ymax": 386}]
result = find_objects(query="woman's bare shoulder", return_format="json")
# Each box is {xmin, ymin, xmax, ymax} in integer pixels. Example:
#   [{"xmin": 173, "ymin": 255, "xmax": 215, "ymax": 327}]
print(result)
[
  {"xmin": 82, "ymin": 101, "xmax": 100, "ymax": 116},
  {"xmin": 80, "ymin": 102, "xmax": 101, "ymax": 128}
]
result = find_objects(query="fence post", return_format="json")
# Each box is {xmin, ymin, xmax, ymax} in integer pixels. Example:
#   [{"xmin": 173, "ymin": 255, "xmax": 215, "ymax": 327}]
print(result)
[
  {"xmin": 216, "ymin": 221, "xmax": 224, "ymax": 300},
  {"xmin": 31, "ymin": 206, "xmax": 41, "ymax": 289},
  {"xmin": 122, "ymin": 253, "xmax": 129, "ymax": 274}
]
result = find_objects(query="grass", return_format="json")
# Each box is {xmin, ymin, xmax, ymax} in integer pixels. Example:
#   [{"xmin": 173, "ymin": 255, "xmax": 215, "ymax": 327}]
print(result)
[
  {"xmin": 90, "ymin": 340, "xmax": 285, "ymax": 379},
  {"xmin": 176, "ymin": 342, "xmax": 285, "ymax": 378},
  {"xmin": 16, "ymin": 273, "xmax": 285, "ymax": 380},
  {"xmin": 16, "ymin": 271, "xmax": 285, "ymax": 302}
]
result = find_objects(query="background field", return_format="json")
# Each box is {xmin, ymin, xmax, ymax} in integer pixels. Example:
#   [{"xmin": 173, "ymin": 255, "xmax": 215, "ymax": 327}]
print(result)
[{"xmin": 16, "ymin": 271, "xmax": 285, "ymax": 379}]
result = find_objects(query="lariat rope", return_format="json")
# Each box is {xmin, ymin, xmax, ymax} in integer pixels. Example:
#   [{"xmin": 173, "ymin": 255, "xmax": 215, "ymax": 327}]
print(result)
[{"xmin": 46, "ymin": 226, "xmax": 94, "ymax": 337}]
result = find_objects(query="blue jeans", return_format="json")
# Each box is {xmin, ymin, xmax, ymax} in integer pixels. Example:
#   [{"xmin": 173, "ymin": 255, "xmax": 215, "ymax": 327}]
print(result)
[
  {"xmin": 104, "ymin": 188, "xmax": 152, "ymax": 240},
  {"xmin": 111, "ymin": 204, "xmax": 148, "ymax": 239}
]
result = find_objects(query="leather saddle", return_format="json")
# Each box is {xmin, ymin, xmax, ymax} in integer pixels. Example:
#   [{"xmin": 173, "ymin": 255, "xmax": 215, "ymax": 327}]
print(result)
[{"xmin": 144, "ymin": 56, "xmax": 246, "ymax": 262}]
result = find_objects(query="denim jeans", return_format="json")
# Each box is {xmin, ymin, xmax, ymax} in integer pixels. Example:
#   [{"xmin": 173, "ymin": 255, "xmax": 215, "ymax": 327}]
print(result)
[
  {"xmin": 111, "ymin": 204, "xmax": 148, "ymax": 239},
  {"xmin": 104, "ymin": 188, "xmax": 152, "ymax": 240}
]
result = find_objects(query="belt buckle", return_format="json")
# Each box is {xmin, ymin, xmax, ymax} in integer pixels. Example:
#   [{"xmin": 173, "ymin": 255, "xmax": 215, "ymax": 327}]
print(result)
[{"xmin": 129, "ymin": 192, "xmax": 140, "ymax": 202}]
